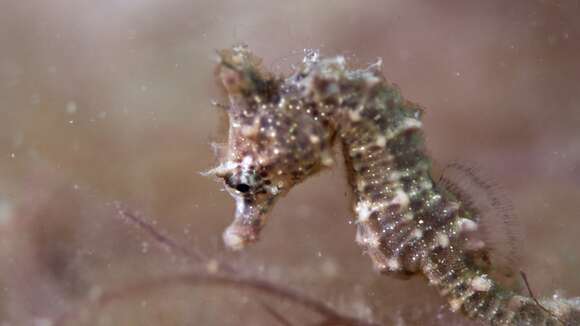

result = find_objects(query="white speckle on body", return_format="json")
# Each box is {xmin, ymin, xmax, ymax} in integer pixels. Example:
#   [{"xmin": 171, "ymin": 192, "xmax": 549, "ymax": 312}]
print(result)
[
  {"xmin": 241, "ymin": 156, "xmax": 253, "ymax": 168},
  {"xmin": 357, "ymin": 180, "xmax": 366, "ymax": 192},
  {"xmin": 427, "ymin": 193, "xmax": 442, "ymax": 206},
  {"xmin": 390, "ymin": 189, "xmax": 410, "ymax": 210},
  {"xmin": 355, "ymin": 226, "xmax": 366, "ymax": 246},
  {"xmin": 265, "ymin": 185, "xmax": 280, "ymax": 195},
  {"xmin": 449, "ymin": 298, "xmax": 463, "ymax": 312},
  {"xmin": 349, "ymin": 110, "xmax": 361, "ymax": 122},
  {"xmin": 385, "ymin": 118, "xmax": 423, "ymax": 140},
  {"xmin": 241, "ymin": 123, "xmax": 259, "ymax": 137},
  {"xmin": 457, "ymin": 218, "xmax": 478, "ymax": 232},
  {"xmin": 421, "ymin": 180, "xmax": 433, "ymax": 190},
  {"xmin": 412, "ymin": 228, "xmax": 423, "ymax": 239},
  {"xmin": 436, "ymin": 232, "xmax": 450, "ymax": 248},
  {"xmin": 465, "ymin": 239, "xmax": 486, "ymax": 251},
  {"xmin": 403, "ymin": 212, "xmax": 414, "ymax": 222},
  {"xmin": 376, "ymin": 135, "xmax": 387, "ymax": 147},
  {"xmin": 367, "ymin": 232, "xmax": 382, "ymax": 248},
  {"xmin": 471, "ymin": 275, "xmax": 492, "ymax": 292},
  {"xmin": 387, "ymin": 257, "xmax": 401, "ymax": 271},
  {"xmin": 402, "ymin": 117, "xmax": 422, "ymax": 130},
  {"xmin": 387, "ymin": 171, "xmax": 401, "ymax": 182},
  {"xmin": 355, "ymin": 201, "xmax": 373, "ymax": 222}
]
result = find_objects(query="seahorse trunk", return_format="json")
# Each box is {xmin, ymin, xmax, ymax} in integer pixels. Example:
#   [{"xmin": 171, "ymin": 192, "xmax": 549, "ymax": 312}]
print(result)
[{"xmin": 339, "ymin": 86, "xmax": 569, "ymax": 325}]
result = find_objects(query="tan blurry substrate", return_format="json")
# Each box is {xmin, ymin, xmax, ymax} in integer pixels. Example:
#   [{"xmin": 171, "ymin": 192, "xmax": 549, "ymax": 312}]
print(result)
[{"xmin": 1, "ymin": 1, "xmax": 580, "ymax": 325}]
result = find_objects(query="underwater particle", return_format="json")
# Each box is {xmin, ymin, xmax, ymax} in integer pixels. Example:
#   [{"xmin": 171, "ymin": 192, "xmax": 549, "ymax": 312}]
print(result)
[
  {"xmin": 0, "ymin": 197, "xmax": 14, "ymax": 226},
  {"xmin": 65, "ymin": 101, "xmax": 77, "ymax": 114}
]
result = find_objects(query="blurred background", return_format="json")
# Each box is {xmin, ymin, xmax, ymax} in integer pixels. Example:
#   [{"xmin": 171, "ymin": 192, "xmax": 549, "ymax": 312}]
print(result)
[{"xmin": 1, "ymin": 0, "xmax": 579, "ymax": 325}]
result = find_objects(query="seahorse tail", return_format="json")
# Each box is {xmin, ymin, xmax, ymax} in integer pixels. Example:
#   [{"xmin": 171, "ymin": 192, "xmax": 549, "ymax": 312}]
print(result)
[{"xmin": 421, "ymin": 251, "xmax": 579, "ymax": 325}]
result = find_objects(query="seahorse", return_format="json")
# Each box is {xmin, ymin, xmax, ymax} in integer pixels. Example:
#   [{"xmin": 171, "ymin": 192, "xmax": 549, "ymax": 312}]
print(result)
[{"xmin": 205, "ymin": 44, "xmax": 580, "ymax": 325}]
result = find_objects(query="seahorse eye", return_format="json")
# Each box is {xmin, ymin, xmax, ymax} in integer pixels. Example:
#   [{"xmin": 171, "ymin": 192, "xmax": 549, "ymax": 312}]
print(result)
[
  {"xmin": 235, "ymin": 183, "xmax": 251, "ymax": 193},
  {"xmin": 224, "ymin": 175, "xmax": 252, "ymax": 193}
]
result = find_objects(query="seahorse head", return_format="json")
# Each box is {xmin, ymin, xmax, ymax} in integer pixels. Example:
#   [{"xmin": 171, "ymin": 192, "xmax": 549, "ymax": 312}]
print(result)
[{"xmin": 206, "ymin": 45, "xmax": 335, "ymax": 250}]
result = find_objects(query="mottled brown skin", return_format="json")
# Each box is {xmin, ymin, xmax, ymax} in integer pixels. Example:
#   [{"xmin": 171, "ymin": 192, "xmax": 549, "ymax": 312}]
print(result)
[{"xmin": 206, "ymin": 45, "xmax": 580, "ymax": 325}]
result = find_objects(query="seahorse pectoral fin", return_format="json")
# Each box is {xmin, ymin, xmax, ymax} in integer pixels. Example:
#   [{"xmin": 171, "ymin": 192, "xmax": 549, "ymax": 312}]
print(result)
[{"xmin": 222, "ymin": 196, "xmax": 268, "ymax": 250}]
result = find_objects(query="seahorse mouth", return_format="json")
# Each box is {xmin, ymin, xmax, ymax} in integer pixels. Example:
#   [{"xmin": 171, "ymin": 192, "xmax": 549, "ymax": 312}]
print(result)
[{"xmin": 222, "ymin": 196, "xmax": 268, "ymax": 250}]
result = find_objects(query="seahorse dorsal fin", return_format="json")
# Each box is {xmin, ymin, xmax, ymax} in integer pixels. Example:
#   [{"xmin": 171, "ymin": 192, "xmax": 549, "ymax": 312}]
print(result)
[{"xmin": 436, "ymin": 161, "xmax": 524, "ymax": 283}]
